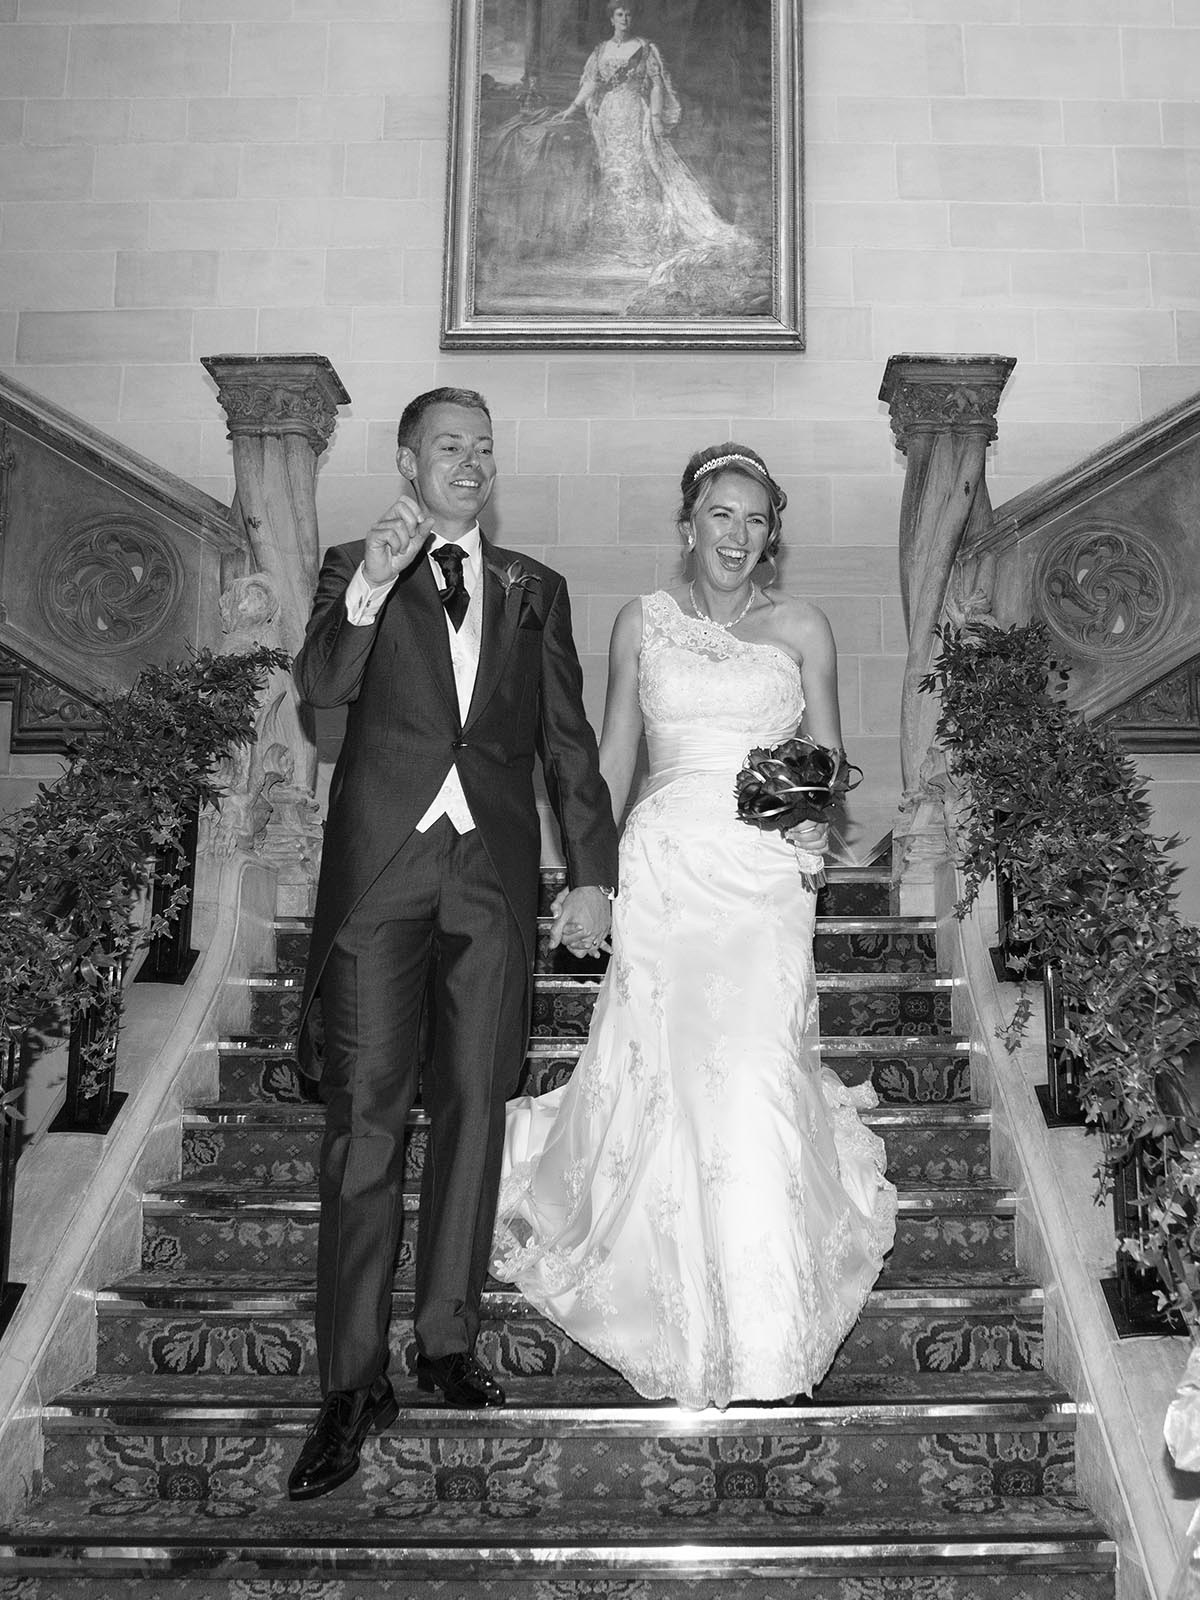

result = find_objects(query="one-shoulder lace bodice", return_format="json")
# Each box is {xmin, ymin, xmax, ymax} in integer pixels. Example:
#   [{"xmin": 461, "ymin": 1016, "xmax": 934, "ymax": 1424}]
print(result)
[{"xmin": 637, "ymin": 590, "xmax": 804, "ymax": 799}]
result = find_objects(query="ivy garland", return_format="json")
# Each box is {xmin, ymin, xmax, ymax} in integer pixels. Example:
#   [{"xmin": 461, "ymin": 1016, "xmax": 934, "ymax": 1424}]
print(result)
[{"xmin": 921, "ymin": 619, "xmax": 1200, "ymax": 1329}]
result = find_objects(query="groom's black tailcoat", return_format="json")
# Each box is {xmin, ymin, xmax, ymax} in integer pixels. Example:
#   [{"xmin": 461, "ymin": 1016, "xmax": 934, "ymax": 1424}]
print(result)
[{"xmin": 294, "ymin": 537, "xmax": 617, "ymax": 1391}]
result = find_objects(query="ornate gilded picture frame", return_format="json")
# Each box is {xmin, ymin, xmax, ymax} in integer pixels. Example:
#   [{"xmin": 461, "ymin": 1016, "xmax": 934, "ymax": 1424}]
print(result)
[{"xmin": 441, "ymin": 0, "xmax": 803, "ymax": 350}]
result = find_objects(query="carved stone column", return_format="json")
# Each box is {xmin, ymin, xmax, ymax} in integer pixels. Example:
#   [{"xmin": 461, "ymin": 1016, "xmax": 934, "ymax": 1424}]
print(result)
[
  {"xmin": 203, "ymin": 354, "xmax": 350, "ymax": 907},
  {"xmin": 879, "ymin": 353, "xmax": 1016, "ymax": 909}
]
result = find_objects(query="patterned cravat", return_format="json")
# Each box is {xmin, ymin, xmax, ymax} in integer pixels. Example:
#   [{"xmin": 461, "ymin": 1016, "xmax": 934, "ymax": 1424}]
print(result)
[{"xmin": 432, "ymin": 543, "xmax": 469, "ymax": 631}]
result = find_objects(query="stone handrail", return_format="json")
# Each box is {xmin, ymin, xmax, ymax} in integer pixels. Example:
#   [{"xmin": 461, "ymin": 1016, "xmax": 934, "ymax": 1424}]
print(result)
[
  {"xmin": 0, "ymin": 355, "xmax": 349, "ymax": 905},
  {"xmin": 0, "ymin": 371, "xmax": 245, "ymax": 747}
]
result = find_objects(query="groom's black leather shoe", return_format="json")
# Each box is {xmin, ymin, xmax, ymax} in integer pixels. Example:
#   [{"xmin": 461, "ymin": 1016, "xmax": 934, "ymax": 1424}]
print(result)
[
  {"xmin": 415, "ymin": 1351, "xmax": 506, "ymax": 1408},
  {"xmin": 286, "ymin": 1375, "xmax": 399, "ymax": 1500}
]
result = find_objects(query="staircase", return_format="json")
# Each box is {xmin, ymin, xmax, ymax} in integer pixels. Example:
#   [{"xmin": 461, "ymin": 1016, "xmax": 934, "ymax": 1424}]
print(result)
[{"xmin": 0, "ymin": 863, "xmax": 1117, "ymax": 1597}]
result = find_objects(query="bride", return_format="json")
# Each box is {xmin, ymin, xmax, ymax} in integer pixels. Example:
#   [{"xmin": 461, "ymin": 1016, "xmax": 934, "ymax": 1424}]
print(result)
[{"xmin": 492, "ymin": 443, "xmax": 897, "ymax": 1410}]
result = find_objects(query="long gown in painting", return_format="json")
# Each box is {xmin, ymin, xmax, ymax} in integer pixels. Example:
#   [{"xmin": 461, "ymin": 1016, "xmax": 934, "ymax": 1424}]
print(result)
[
  {"xmin": 492, "ymin": 592, "xmax": 897, "ymax": 1411},
  {"xmin": 575, "ymin": 38, "xmax": 747, "ymax": 266}
]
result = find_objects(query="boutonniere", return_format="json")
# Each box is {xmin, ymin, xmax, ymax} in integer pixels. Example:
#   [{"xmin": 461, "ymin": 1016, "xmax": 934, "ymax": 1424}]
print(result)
[{"xmin": 490, "ymin": 560, "xmax": 540, "ymax": 601}]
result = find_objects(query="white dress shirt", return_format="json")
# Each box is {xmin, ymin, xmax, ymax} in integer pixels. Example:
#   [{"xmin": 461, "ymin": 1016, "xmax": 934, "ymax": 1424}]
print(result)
[{"xmin": 343, "ymin": 526, "xmax": 483, "ymax": 834}]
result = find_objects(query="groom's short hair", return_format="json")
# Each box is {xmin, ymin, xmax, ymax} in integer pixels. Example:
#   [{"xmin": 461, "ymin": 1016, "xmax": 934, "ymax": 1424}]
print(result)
[{"xmin": 397, "ymin": 387, "xmax": 492, "ymax": 452}]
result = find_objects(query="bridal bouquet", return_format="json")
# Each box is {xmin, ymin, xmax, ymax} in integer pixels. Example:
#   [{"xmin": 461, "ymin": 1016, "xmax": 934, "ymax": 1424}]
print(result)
[{"xmin": 734, "ymin": 736, "xmax": 862, "ymax": 890}]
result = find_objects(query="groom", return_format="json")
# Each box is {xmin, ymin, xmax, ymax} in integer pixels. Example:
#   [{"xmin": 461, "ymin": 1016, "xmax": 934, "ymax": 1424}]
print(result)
[{"xmin": 287, "ymin": 386, "xmax": 618, "ymax": 1501}]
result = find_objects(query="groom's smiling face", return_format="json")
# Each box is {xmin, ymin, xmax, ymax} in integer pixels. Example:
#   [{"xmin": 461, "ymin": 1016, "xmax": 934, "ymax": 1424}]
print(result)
[{"xmin": 398, "ymin": 402, "xmax": 497, "ymax": 535}]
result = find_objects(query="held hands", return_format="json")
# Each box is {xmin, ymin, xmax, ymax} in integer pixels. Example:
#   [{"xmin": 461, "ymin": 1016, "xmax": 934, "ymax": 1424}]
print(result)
[
  {"xmin": 549, "ymin": 886, "xmax": 612, "ymax": 961},
  {"xmin": 363, "ymin": 494, "xmax": 432, "ymax": 587}
]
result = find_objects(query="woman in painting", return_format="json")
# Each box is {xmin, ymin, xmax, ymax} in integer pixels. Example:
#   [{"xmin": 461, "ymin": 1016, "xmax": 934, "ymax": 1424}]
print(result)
[
  {"xmin": 492, "ymin": 443, "xmax": 897, "ymax": 1410},
  {"xmin": 553, "ymin": 2, "xmax": 748, "ymax": 268}
]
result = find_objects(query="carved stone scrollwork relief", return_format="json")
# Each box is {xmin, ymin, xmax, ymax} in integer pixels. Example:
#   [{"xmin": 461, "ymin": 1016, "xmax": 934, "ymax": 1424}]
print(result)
[
  {"xmin": 214, "ymin": 379, "xmax": 339, "ymax": 455},
  {"xmin": 1034, "ymin": 523, "xmax": 1172, "ymax": 659},
  {"xmin": 1101, "ymin": 657, "xmax": 1200, "ymax": 751},
  {"xmin": 38, "ymin": 515, "xmax": 183, "ymax": 655},
  {"xmin": 885, "ymin": 377, "xmax": 1011, "ymax": 452},
  {"xmin": 0, "ymin": 644, "xmax": 101, "ymax": 747},
  {"xmin": 202, "ymin": 354, "xmax": 349, "ymax": 461}
]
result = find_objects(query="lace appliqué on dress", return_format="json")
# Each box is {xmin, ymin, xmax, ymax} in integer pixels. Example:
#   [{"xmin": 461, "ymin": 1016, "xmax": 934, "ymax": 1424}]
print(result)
[{"xmin": 491, "ymin": 589, "xmax": 898, "ymax": 1410}]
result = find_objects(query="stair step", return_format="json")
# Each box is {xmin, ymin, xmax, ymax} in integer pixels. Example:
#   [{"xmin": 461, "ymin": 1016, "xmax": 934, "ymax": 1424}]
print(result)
[
  {"xmin": 813, "ymin": 919, "xmax": 938, "ymax": 972},
  {"xmin": 217, "ymin": 1036, "xmax": 976, "ymax": 1104},
  {"xmin": 139, "ymin": 1186, "xmax": 1016, "ymax": 1277},
  {"xmin": 0, "ymin": 1492, "xmax": 1116, "ymax": 1600},
  {"xmin": 246, "ymin": 968, "xmax": 955, "ymax": 1037},
  {"xmin": 147, "ymin": 1176, "xmax": 1010, "ymax": 1208},
  {"xmin": 179, "ymin": 1101, "xmax": 994, "ymax": 1187},
  {"xmin": 38, "ymin": 1372, "xmax": 1080, "ymax": 1514},
  {"xmin": 272, "ymin": 914, "xmax": 940, "ymax": 976},
  {"xmin": 46, "ymin": 1367, "xmax": 1070, "ymax": 1420},
  {"xmin": 94, "ymin": 1276, "xmax": 1044, "ymax": 1381},
  {"xmin": 0, "ymin": 839, "xmax": 1123, "ymax": 1597}
]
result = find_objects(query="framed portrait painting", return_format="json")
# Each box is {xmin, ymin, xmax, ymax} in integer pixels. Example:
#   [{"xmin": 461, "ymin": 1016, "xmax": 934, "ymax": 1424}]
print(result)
[{"xmin": 441, "ymin": 0, "xmax": 803, "ymax": 350}]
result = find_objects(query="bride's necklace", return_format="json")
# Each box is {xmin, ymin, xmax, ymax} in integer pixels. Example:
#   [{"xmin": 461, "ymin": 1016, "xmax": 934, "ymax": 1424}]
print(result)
[{"xmin": 689, "ymin": 580, "xmax": 754, "ymax": 631}]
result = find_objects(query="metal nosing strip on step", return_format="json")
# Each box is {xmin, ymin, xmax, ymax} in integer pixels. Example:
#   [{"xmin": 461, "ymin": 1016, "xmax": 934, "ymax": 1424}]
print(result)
[
  {"xmin": 94, "ymin": 1281, "xmax": 1044, "ymax": 1312},
  {"xmin": 43, "ymin": 1399, "xmax": 1081, "ymax": 1437},
  {"xmin": 819, "ymin": 1036, "xmax": 970, "ymax": 1052},
  {"xmin": 813, "ymin": 916, "xmax": 937, "ymax": 930},
  {"xmin": 181, "ymin": 1102, "xmax": 991, "ymax": 1127},
  {"xmin": 142, "ymin": 1187, "xmax": 1016, "ymax": 1214},
  {"xmin": 214, "ymin": 1034, "xmax": 973, "ymax": 1054},
  {"xmin": 145, "ymin": 1196, "xmax": 1017, "ymax": 1216},
  {"xmin": 243, "ymin": 972, "xmax": 956, "ymax": 991},
  {"xmin": 817, "ymin": 973, "xmax": 954, "ymax": 990},
  {"xmin": 0, "ymin": 1538, "xmax": 1118, "ymax": 1573}
]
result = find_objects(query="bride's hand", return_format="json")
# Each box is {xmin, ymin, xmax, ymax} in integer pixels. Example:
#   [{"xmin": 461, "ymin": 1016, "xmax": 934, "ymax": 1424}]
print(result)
[
  {"xmin": 549, "ymin": 886, "xmax": 612, "ymax": 959},
  {"xmin": 786, "ymin": 820, "xmax": 829, "ymax": 854}
]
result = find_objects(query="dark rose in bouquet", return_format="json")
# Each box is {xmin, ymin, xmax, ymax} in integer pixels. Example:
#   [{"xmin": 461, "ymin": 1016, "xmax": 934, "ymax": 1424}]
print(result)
[{"xmin": 734, "ymin": 736, "xmax": 862, "ymax": 832}]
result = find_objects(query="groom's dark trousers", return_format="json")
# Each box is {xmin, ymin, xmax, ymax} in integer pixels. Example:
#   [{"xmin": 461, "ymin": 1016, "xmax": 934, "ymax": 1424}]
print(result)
[
  {"xmin": 316, "ymin": 818, "xmax": 526, "ymax": 1384},
  {"xmin": 294, "ymin": 539, "xmax": 617, "ymax": 1395}
]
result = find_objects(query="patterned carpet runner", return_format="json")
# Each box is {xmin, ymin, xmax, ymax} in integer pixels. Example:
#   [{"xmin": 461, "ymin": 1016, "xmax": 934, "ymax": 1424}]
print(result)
[{"xmin": 0, "ymin": 864, "xmax": 1116, "ymax": 1598}]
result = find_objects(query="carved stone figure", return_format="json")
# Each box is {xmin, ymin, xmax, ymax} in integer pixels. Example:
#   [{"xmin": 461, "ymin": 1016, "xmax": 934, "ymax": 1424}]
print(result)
[{"xmin": 201, "ymin": 574, "xmax": 320, "ymax": 882}]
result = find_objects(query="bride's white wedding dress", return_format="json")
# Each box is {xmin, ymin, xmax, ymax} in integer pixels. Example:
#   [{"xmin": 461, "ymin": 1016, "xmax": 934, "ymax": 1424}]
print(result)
[{"xmin": 492, "ymin": 591, "xmax": 897, "ymax": 1409}]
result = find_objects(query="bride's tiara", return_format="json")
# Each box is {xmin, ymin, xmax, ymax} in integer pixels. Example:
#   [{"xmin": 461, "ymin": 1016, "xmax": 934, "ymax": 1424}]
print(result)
[{"xmin": 691, "ymin": 452, "xmax": 767, "ymax": 483}]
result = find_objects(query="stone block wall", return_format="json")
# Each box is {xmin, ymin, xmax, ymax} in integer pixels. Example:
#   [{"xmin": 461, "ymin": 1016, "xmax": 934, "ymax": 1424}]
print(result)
[{"xmin": 1, "ymin": 0, "xmax": 1198, "ymax": 852}]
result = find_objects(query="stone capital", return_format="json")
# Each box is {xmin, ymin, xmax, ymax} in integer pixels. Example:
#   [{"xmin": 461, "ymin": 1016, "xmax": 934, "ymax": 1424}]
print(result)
[
  {"xmin": 202, "ymin": 353, "xmax": 350, "ymax": 457},
  {"xmin": 879, "ymin": 353, "xmax": 1017, "ymax": 455}
]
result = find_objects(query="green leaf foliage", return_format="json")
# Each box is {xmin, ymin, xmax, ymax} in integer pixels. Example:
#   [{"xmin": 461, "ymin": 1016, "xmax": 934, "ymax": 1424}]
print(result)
[
  {"xmin": 922, "ymin": 620, "xmax": 1200, "ymax": 1328},
  {"xmin": 0, "ymin": 646, "xmax": 289, "ymax": 1044}
]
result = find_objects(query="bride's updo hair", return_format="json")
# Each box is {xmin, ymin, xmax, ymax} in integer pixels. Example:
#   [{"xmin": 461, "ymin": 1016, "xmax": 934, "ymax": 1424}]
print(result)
[{"xmin": 677, "ymin": 442, "xmax": 787, "ymax": 562}]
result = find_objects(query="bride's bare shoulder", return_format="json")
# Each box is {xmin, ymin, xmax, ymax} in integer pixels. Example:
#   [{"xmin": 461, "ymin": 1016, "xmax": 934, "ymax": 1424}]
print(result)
[{"xmin": 762, "ymin": 590, "xmax": 833, "ymax": 640}]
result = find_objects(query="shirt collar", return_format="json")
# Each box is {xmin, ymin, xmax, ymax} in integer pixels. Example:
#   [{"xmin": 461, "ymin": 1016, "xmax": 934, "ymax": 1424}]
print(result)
[{"xmin": 429, "ymin": 525, "xmax": 482, "ymax": 565}]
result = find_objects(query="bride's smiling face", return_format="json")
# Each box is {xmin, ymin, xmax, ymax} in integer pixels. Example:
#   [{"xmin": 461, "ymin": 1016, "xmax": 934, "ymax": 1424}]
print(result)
[{"xmin": 688, "ymin": 471, "xmax": 771, "ymax": 589}]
